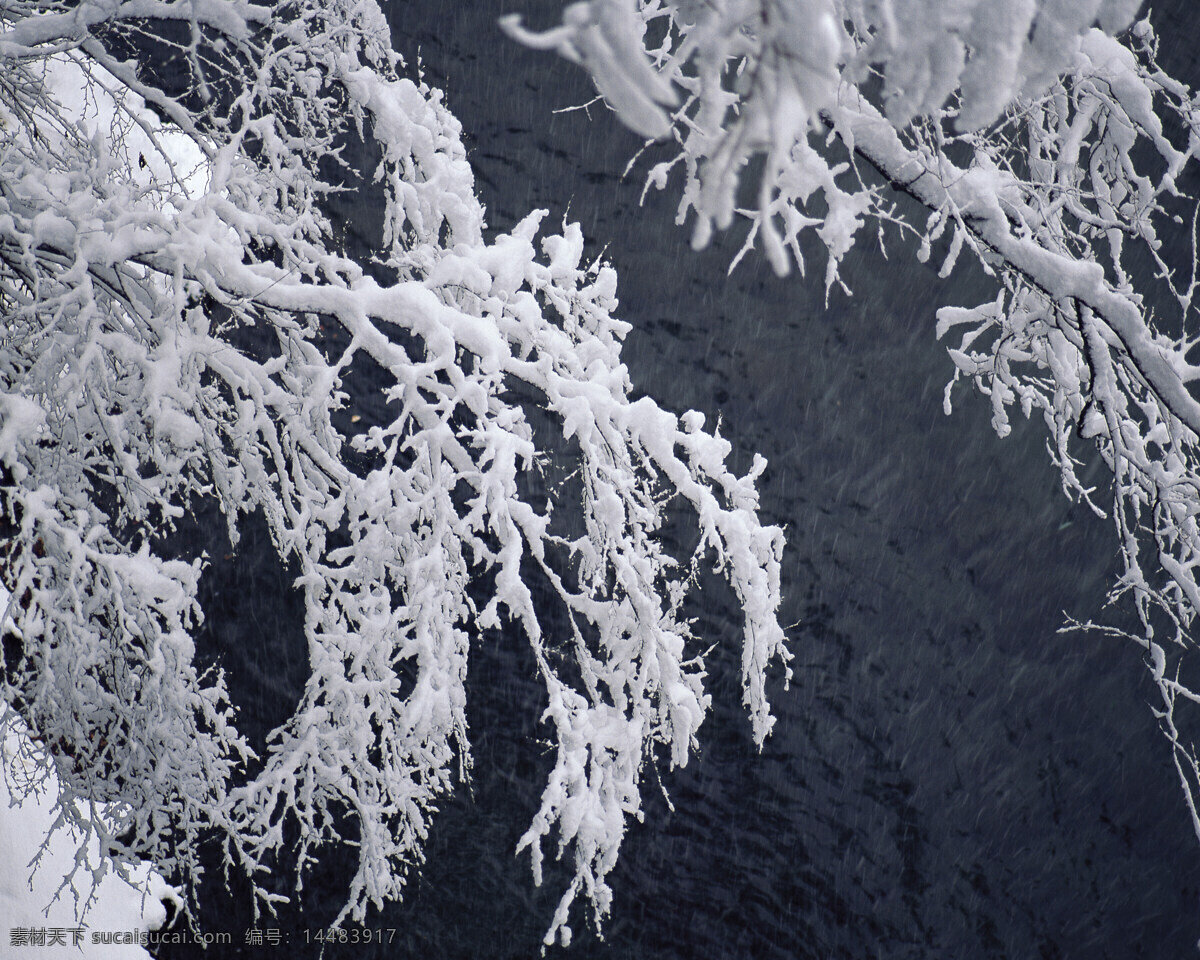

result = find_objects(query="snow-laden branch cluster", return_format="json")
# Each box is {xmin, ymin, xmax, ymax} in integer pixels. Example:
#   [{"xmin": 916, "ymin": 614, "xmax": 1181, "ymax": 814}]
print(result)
[
  {"xmin": 511, "ymin": 0, "xmax": 1200, "ymax": 848},
  {"xmin": 503, "ymin": 0, "xmax": 1148, "ymax": 279},
  {"xmin": 0, "ymin": 0, "xmax": 789, "ymax": 944}
]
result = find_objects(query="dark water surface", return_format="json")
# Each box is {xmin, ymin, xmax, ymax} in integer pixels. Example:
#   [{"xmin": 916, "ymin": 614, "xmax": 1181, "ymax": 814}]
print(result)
[{"xmin": 163, "ymin": 3, "xmax": 1200, "ymax": 958}]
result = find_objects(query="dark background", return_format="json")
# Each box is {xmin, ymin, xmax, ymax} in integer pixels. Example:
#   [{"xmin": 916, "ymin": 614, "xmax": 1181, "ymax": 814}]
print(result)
[{"xmin": 161, "ymin": 3, "xmax": 1200, "ymax": 958}]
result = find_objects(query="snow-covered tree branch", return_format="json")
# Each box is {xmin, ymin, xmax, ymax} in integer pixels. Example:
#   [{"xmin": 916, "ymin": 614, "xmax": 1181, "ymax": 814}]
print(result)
[
  {"xmin": 0, "ymin": 0, "xmax": 790, "ymax": 945},
  {"xmin": 510, "ymin": 0, "xmax": 1200, "ymax": 850}
]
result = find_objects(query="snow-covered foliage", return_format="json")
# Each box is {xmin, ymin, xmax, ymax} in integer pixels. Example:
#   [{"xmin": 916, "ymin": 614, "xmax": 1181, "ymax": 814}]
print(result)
[
  {"xmin": 0, "ymin": 0, "xmax": 790, "ymax": 945},
  {"xmin": 1, "ymin": 703, "xmax": 177, "ymax": 959},
  {"xmin": 503, "ymin": 0, "xmax": 1149, "ymax": 278},
  {"xmin": 511, "ymin": 0, "xmax": 1200, "ymax": 850}
]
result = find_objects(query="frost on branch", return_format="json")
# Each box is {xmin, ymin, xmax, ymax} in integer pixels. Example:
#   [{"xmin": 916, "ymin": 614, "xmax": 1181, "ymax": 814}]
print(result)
[
  {"xmin": 514, "ymin": 0, "xmax": 1200, "ymax": 857},
  {"xmin": 0, "ymin": 0, "xmax": 789, "ymax": 943}
]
